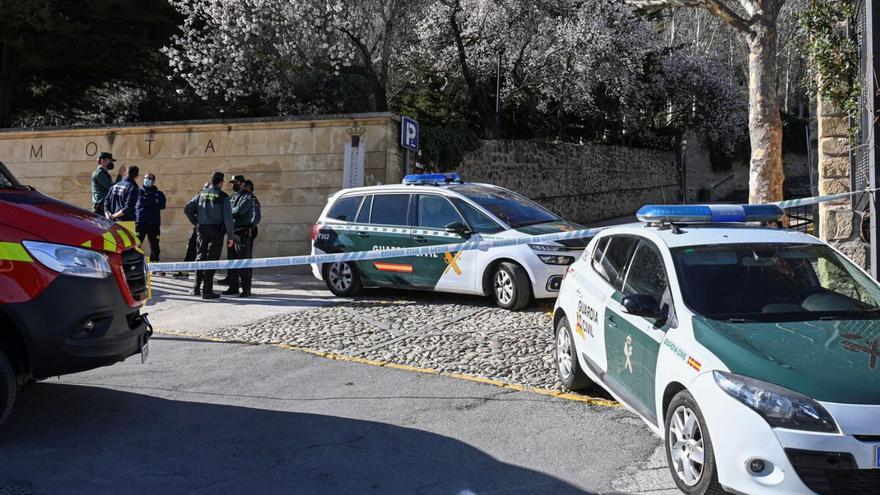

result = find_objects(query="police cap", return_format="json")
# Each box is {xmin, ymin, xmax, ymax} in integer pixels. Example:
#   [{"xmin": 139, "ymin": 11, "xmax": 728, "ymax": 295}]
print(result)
[
  {"xmin": 98, "ymin": 152, "xmax": 115, "ymax": 162},
  {"xmin": 231, "ymin": 174, "xmax": 245, "ymax": 182},
  {"xmin": 210, "ymin": 171, "xmax": 225, "ymax": 183}
]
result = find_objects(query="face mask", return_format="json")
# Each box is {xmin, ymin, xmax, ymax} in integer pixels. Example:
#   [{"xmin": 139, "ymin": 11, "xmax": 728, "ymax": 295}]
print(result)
[
  {"xmin": 106, "ymin": 162, "xmax": 115, "ymax": 171},
  {"xmin": 232, "ymin": 183, "xmax": 241, "ymax": 192},
  {"xmin": 144, "ymin": 178, "xmax": 155, "ymax": 187}
]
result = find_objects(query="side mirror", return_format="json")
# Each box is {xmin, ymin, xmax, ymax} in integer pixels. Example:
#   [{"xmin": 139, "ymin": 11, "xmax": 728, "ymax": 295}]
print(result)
[
  {"xmin": 445, "ymin": 221, "xmax": 472, "ymax": 239},
  {"xmin": 621, "ymin": 294, "xmax": 666, "ymax": 319}
]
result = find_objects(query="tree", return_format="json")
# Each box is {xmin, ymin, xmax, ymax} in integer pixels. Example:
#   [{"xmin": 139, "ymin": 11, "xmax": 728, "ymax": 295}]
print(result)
[
  {"xmin": 163, "ymin": 0, "xmax": 421, "ymax": 114},
  {"xmin": 627, "ymin": 0, "xmax": 786, "ymax": 204}
]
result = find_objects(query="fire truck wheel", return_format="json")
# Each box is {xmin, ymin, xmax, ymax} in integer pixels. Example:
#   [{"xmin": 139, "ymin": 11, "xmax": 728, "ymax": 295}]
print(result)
[{"xmin": 0, "ymin": 349, "xmax": 16, "ymax": 426}]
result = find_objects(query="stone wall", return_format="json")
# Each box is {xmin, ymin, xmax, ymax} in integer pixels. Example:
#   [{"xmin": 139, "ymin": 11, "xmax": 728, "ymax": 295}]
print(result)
[
  {"xmin": 0, "ymin": 113, "xmax": 402, "ymax": 260},
  {"xmin": 459, "ymin": 140, "xmax": 681, "ymax": 224},
  {"xmin": 816, "ymin": 99, "xmax": 868, "ymax": 268}
]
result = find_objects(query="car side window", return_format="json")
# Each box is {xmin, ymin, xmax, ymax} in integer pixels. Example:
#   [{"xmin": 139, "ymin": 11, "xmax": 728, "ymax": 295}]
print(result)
[
  {"xmin": 417, "ymin": 195, "xmax": 464, "ymax": 230},
  {"xmin": 596, "ymin": 236, "xmax": 638, "ymax": 290},
  {"xmin": 327, "ymin": 196, "xmax": 362, "ymax": 222},
  {"xmin": 370, "ymin": 194, "xmax": 410, "ymax": 226},
  {"xmin": 451, "ymin": 198, "xmax": 504, "ymax": 234},
  {"xmin": 622, "ymin": 241, "xmax": 669, "ymax": 306},
  {"xmin": 356, "ymin": 195, "xmax": 373, "ymax": 223},
  {"xmin": 590, "ymin": 236, "xmax": 610, "ymax": 265}
]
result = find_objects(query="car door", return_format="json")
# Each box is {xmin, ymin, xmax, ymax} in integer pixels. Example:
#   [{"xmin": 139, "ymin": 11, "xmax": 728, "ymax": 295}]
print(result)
[
  {"xmin": 316, "ymin": 194, "xmax": 364, "ymax": 256},
  {"xmin": 410, "ymin": 194, "xmax": 477, "ymax": 291},
  {"xmin": 604, "ymin": 238, "xmax": 670, "ymax": 426},
  {"xmin": 354, "ymin": 193, "xmax": 414, "ymax": 287}
]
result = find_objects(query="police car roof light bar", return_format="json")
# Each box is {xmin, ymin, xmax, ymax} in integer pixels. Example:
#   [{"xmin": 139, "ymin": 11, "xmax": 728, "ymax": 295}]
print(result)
[
  {"xmin": 636, "ymin": 204, "xmax": 784, "ymax": 225},
  {"xmin": 402, "ymin": 173, "xmax": 463, "ymax": 186}
]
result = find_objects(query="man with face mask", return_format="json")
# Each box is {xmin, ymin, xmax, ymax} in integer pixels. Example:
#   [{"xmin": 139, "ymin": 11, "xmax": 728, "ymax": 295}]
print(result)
[
  {"xmin": 217, "ymin": 174, "xmax": 245, "ymax": 286},
  {"xmin": 135, "ymin": 172, "xmax": 167, "ymax": 274},
  {"xmin": 91, "ymin": 152, "xmax": 127, "ymax": 215}
]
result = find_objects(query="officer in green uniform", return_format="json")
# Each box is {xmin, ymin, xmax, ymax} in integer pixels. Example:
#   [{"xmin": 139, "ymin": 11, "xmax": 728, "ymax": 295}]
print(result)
[
  {"xmin": 90, "ymin": 152, "xmax": 126, "ymax": 215},
  {"xmin": 183, "ymin": 171, "xmax": 235, "ymax": 299},
  {"xmin": 223, "ymin": 179, "xmax": 261, "ymax": 297}
]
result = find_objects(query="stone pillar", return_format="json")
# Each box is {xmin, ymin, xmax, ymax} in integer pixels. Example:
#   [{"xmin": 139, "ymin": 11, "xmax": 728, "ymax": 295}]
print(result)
[{"xmin": 817, "ymin": 97, "xmax": 869, "ymax": 267}]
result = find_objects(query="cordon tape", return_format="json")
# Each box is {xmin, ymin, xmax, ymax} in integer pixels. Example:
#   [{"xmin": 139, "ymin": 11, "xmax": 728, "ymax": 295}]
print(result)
[{"xmin": 147, "ymin": 187, "xmax": 879, "ymax": 273}]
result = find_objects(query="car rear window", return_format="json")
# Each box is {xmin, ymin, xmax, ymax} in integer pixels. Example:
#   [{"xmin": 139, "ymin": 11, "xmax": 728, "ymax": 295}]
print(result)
[
  {"xmin": 356, "ymin": 195, "xmax": 373, "ymax": 223},
  {"xmin": 595, "ymin": 236, "xmax": 638, "ymax": 289},
  {"xmin": 326, "ymin": 196, "xmax": 363, "ymax": 222},
  {"xmin": 371, "ymin": 194, "xmax": 410, "ymax": 226}
]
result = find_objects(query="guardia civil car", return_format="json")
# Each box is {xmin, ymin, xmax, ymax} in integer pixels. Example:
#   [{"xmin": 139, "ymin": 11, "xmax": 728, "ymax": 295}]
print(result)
[
  {"xmin": 553, "ymin": 204, "xmax": 880, "ymax": 495},
  {"xmin": 310, "ymin": 173, "xmax": 588, "ymax": 310}
]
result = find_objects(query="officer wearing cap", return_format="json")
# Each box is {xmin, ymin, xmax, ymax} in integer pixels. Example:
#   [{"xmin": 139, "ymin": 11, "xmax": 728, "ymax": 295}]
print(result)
[
  {"xmin": 183, "ymin": 171, "xmax": 235, "ymax": 299},
  {"xmin": 91, "ymin": 152, "xmax": 127, "ymax": 215},
  {"xmin": 217, "ymin": 174, "xmax": 245, "ymax": 286},
  {"xmin": 224, "ymin": 179, "xmax": 261, "ymax": 297}
]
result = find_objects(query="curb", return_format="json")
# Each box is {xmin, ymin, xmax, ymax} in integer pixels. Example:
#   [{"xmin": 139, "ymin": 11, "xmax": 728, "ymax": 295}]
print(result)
[{"xmin": 155, "ymin": 329, "xmax": 619, "ymax": 408}]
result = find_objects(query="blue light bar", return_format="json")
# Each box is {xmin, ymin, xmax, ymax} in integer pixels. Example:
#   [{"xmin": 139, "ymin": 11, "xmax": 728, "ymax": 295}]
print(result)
[
  {"xmin": 636, "ymin": 204, "xmax": 784, "ymax": 224},
  {"xmin": 402, "ymin": 173, "xmax": 463, "ymax": 185}
]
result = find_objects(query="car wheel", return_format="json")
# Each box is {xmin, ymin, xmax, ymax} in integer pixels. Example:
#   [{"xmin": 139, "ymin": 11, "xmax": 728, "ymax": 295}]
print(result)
[
  {"xmin": 0, "ymin": 349, "xmax": 16, "ymax": 426},
  {"xmin": 492, "ymin": 262, "xmax": 531, "ymax": 311},
  {"xmin": 323, "ymin": 262, "xmax": 363, "ymax": 297},
  {"xmin": 555, "ymin": 317, "xmax": 592, "ymax": 391},
  {"xmin": 664, "ymin": 390, "xmax": 726, "ymax": 494}
]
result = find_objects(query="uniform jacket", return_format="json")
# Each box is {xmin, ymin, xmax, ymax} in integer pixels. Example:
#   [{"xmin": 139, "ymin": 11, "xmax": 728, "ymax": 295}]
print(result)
[
  {"xmin": 231, "ymin": 192, "xmax": 262, "ymax": 228},
  {"xmin": 103, "ymin": 178, "xmax": 139, "ymax": 221},
  {"xmin": 184, "ymin": 185, "xmax": 234, "ymax": 236},
  {"xmin": 91, "ymin": 166, "xmax": 121, "ymax": 205},
  {"xmin": 136, "ymin": 186, "xmax": 167, "ymax": 225}
]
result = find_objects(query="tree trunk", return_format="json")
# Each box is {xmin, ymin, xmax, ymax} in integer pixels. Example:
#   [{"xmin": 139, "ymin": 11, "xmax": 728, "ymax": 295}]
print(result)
[
  {"xmin": 746, "ymin": 25, "xmax": 784, "ymax": 205},
  {"xmin": 0, "ymin": 43, "xmax": 15, "ymax": 128}
]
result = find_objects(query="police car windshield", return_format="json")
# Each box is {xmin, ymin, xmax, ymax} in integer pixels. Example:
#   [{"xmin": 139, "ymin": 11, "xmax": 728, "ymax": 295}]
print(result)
[
  {"xmin": 450, "ymin": 185, "xmax": 559, "ymax": 228},
  {"xmin": 672, "ymin": 243, "xmax": 880, "ymax": 322},
  {"xmin": 0, "ymin": 162, "xmax": 23, "ymax": 189}
]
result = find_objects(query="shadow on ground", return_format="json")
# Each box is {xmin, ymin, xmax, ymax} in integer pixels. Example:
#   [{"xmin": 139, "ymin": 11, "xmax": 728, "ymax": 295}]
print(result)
[{"xmin": 0, "ymin": 383, "xmax": 593, "ymax": 495}]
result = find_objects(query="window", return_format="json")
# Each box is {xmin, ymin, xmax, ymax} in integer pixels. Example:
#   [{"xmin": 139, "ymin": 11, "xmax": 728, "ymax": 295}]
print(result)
[
  {"xmin": 417, "ymin": 195, "xmax": 463, "ymax": 230},
  {"xmin": 451, "ymin": 198, "xmax": 504, "ymax": 234},
  {"xmin": 622, "ymin": 242, "xmax": 668, "ymax": 306},
  {"xmin": 450, "ymin": 185, "xmax": 559, "ymax": 228},
  {"xmin": 356, "ymin": 195, "xmax": 373, "ymax": 223},
  {"xmin": 590, "ymin": 237, "xmax": 610, "ymax": 265},
  {"xmin": 672, "ymin": 243, "xmax": 880, "ymax": 320},
  {"xmin": 370, "ymin": 194, "xmax": 410, "ymax": 226},
  {"xmin": 596, "ymin": 237, "xmax": 638, "ymax": 289},
  {"xmin": 327, "ymin": 196, "xmax": 362, "ymax": 222}
]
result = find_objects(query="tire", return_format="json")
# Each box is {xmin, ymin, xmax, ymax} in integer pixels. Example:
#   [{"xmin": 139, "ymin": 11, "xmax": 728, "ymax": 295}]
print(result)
[
  {"xmin": 555, "ymin": 317, "xmax": 592, "ymax": 391},
  {"xmin": 0, "ymin": 349, "xmax": 16, "ymax": 426},
  {"xmin": 664, "ymin": 390, "xmax": 726, "ymax": 495},
  {"xmin": 492, "ymin": 262, "xmax": 531, "ymax": 311},
  {"xmin": 323, "ymin": 262, "xmax": 363, "ymax": 297}
]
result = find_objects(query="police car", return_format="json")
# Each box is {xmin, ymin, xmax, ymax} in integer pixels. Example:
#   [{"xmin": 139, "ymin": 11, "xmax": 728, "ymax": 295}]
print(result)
[
  {"xmin": 310, "ymin": 173, "xmax": 588, "ymax": 310},
  {"xmin": 553, "ymin": 204, "xmax": 880, "ymax": 495}
]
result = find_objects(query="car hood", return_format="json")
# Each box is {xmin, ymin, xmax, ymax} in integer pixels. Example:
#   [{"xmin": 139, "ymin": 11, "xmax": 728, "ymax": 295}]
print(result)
[
  {"xmin": 0, "ymin": 189, "xmax": 135, "ymax": 253},
  {"xmin": 693, "ymin": 316, "xmax": 880, "ymax": 404},
  {"xmin": 514, "ymin": 220, "xmax": 590, "ymax": 248}
]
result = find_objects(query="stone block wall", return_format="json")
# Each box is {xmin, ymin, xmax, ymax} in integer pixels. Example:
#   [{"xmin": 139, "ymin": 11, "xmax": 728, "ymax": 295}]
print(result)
[
  {"xmin": 817, "ymin": 99, "xmax": 868, "ymax": 267},
  {"xmin": 459, "ymin": 140, "xmax": 681, "ymax": 224},
  {"xmin": 0, "ymin": 114, "xmax": 402, "ymax": 260}
]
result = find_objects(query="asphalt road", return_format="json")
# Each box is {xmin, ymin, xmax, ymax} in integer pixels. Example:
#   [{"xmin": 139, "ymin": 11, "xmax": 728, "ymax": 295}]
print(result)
[{"xmin": 0, "ymin": 336, "xmax": 673, "ymax": 495}]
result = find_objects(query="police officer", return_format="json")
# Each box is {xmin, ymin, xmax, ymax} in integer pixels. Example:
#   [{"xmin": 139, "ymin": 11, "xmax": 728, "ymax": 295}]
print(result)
[
  {"xmin": 183, "ymin": 171, "xmax": 235, "ymax": 300},
  {"xmin": 224, "ymin": 179, "xmax": 261, "ymax": 297},
  {"xmin": 217, "ymin": 174, "xmax": 245, "ymax": 286},
  {"xmin": 91, "ymin": 152, "xmax": 126, "ymax": 215}
]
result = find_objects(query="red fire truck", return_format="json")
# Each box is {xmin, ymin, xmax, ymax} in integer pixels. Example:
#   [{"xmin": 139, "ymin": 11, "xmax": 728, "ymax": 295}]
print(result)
[{"xmin": 0, "ymin": 161, "xmax": 151, "ymax": 425}]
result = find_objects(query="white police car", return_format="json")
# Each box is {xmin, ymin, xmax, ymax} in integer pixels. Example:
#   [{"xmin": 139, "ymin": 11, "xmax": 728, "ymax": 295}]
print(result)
[
  {"xmin": 310, "ymin": 173, "xmax": 588, "ymax": 310},
  {"xmin": 553, "ymin": 204, "xmax": 880, "ymax": 494}
]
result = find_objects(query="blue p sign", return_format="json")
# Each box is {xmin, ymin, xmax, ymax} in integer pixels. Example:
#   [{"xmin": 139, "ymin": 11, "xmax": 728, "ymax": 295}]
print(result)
[{"xmin": 401, "ymin": 116, "xmax": 419, "ymax": 152}]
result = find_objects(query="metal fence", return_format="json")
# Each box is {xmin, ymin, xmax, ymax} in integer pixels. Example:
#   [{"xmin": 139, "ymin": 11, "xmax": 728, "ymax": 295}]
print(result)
[{"xmin": 784, "ymin": 204, "xmax": 816, "ymax": 234}]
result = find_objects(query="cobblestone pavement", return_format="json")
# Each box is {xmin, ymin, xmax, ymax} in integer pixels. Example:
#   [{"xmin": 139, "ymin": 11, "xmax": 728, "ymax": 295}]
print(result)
[{"xmin": 207, "ymin": 289, "xmax": 578, "ymax": 392}]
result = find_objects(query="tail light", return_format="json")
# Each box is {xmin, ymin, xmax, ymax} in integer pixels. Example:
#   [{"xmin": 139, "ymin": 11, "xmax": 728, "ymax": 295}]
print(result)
[{"xmin": 311, "ymin": 224, "xmax": 320, "ymax": 241}]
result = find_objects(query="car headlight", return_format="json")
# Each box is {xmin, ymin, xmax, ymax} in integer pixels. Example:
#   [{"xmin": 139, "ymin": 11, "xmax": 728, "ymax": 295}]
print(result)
[
  {"xmin": 537, "ymin": 254, "xmax": 575, "ymax": 265},
  {"xmin": 713, "ymin": 371, "xmax": 838, "ymax": 433},
  {"xmin": 529, "ymin": 243, "xmax": 568, "ymax": 252},
  {"xmin": 23, "ymin": 241, "xmax": 112, "ymax": 279}
]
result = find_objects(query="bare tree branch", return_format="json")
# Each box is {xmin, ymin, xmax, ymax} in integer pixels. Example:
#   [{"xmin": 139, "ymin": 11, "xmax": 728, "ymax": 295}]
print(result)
[{"xmin": 625, "ymin": 0, "xmax": 753, "ymax": 34}]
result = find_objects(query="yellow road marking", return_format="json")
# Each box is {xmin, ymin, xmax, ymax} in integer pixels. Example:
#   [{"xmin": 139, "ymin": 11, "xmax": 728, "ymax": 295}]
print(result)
[{"xmin": 155, "ymin": 329, "xmax": 618, "ymax": 408}]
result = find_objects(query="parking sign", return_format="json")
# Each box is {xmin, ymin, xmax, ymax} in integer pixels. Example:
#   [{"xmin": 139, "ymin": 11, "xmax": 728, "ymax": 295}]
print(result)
[{"xmin": 401, "ymin": 116, "xmax": 419, "ymax": 152}]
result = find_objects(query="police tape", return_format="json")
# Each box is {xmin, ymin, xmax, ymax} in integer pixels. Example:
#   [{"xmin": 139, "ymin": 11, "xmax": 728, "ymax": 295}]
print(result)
[
  {"xmin": 146, "ymin": 226, "xmax": 607, "ymax": 273},
  {"xmin": 147, "ymin": 186, "xmax": 879, "ymax": 273}
]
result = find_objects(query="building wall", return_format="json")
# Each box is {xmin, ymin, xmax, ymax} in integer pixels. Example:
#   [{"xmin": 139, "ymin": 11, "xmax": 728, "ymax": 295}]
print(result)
[
  {"xmin": 459, "ymin": 140, "xmax": 681, "ymax": 224},
  {"xmin": 0, "ymin": 113, "xmax": 402, "ymax": 260}
]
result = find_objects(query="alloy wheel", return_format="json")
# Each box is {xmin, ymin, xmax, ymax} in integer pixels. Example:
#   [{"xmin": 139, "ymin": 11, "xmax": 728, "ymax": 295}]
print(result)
[
  {"xmin": 556, "ymin": 326, "xmax": 573, "ymax": 380},
  {"xmin": 494, "ymin": 270, "xmax": 514, "ymax": 304},
  {"xmin": 668, "ymin": 405, "xmax": 705, "ymax": 487},
  {"xmin": 328, "ymin": 262, "xmax": 352, "ymax": 292}
]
